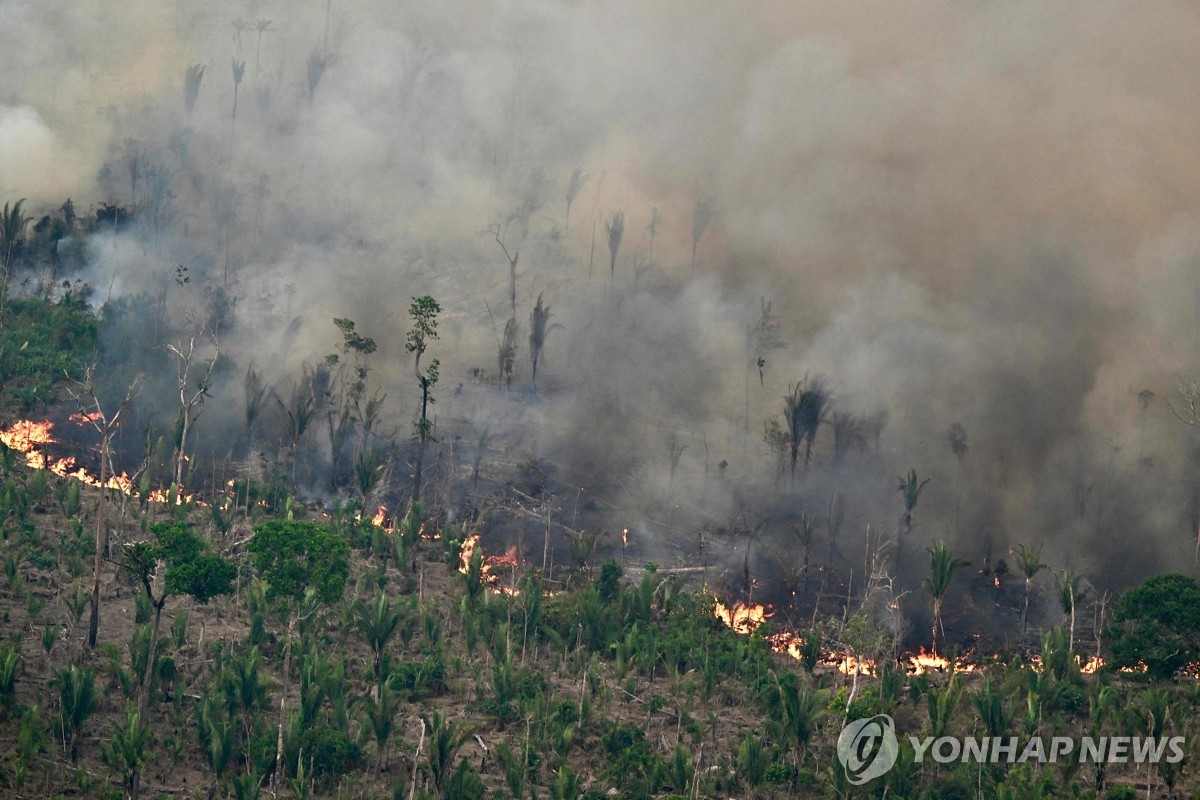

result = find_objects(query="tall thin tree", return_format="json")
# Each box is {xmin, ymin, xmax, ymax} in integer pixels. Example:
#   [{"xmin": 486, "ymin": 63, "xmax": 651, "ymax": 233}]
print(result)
[
  {"xmin": 1013, "ymin": 543, "xmax": 1046, "ymax": 633},
  {"xmin": 406, "ymin": 296, "xmax": 440, "ymax": 503},
  {"xmin": 0, "ymin": 198, "xmax": 30, "ymax": 322},
  {"xmin": 605, "ymin": 211, "xmax": 625, "ymax": 291},
  {"xmin": 924, "ymin": 540, "xmax": 969, "ymax": 654},
  {"xmin": 68, "ymin": 367, "xmax": 141, "ymax": 649}
]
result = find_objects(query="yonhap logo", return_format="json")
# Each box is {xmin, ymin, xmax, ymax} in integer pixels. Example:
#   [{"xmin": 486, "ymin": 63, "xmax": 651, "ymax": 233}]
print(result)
[
  {"xmin": 837, "ymin": 714, "xmax": 899, "ymax": 784},
  {"xmin": 836, "ymin": 714, "xmax": 1185, "ymax": 784}
]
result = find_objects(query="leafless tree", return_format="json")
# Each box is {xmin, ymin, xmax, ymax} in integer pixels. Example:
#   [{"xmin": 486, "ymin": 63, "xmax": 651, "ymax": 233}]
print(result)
[
  {"xmin": 744, "ymin": 298, "xmax": 785, "ymax": 435},
  {"xmin": 166, "ymin": 328, "xmax": 220, "ymax": 488},
  {"xmin": 492, "ymin": 228, "xmax": 519, "ymax": 322},
  {"xmin": 68, "ymin": 366, "xmax": 141, "ymax": 648}
]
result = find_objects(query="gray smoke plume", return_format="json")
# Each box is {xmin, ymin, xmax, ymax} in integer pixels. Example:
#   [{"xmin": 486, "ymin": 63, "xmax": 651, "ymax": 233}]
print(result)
[{"xmin": 5, "ymin": 1, "xmax": 1200, "ymax": 644}]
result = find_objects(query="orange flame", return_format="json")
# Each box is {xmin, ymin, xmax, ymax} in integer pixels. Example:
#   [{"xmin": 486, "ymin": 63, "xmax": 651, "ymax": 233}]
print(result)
[
  {"xmin": 0, "ymin": 419, "xmax": 190, "ymax": 503},
  {"xmin": 712, "ymin": 594, "xmax": 983, "ymax": 675},
  {"xmin": 459, "ymin": 534, "xmax": 521, "ymax": 596},
  {"xmin": 371, "ymin": 506, "xmax": 388, "ymax": 528},
  {"xmin": 713, "ymin": 599, "xmax": 772, "ymax": 635}
]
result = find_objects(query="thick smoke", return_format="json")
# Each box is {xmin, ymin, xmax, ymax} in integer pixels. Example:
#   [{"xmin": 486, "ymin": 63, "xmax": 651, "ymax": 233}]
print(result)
[{"xmin": 5, "ymin": 0, "xmax": 1200, "ymax": 644}]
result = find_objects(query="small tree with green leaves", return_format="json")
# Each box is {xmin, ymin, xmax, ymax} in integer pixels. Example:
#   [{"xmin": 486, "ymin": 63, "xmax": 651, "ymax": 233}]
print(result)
[
  {"xmin": 405, "ymin": 296, "xmax": 440, "ymax": 503},
  {"xmin": 924, "ymin": 540, "xmax": 969, "ymax": 654},
  {"xmin": 121, "ymin": 521, "xmax": 235, "ymax": 717},
  {"xmin": 247, "ymin": 520, "xmax": 350, "ymax": 795},
  {"xmin": 1105, "ymin": 573, "xmax": 1200, "ymax": 680}
]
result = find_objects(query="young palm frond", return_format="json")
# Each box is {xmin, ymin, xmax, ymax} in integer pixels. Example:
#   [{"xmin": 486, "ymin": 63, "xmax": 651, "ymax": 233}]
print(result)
[
  {"xmin": 358, "ymin": 682, "xmax": 400, "ymax": 771},
  {"xmin": 778, "ymin": 679, "xmax": 824, "ymax": 770},
  {"xmin": 424, "ymin": 710, "xmax": 470, "ymax": 794},
  {"xmin": 274, "ymin": 374, "xmax": 316, "ymax": 482},
  {"xmin": 972, "ymin": 677, "xmax": 1012, "ymax": 737},
  {"xmin": 55, "ymin": 665, "xmax": 97, "ymax": 762},
  {"xmin": 355, "ymin": 590, "xmax": 404, "ymax": 688},
  {"xmin": 897, "ymin": 468, "xmax": 932, "ymax": 528},
  {"xmin": 244, "ymin": 363, "xmax": 268, "ymax": 444},
  {"xmin": 924, "ymin": 540, "xmax": 969, "ymax": 654},
  {"xmin": 354, "ymin": 447, "xmax": 380, "ymax": 500},
  {"xmin": 104, "ymin": 708, "xmax": 149, "ymax": 800},
  {"xmin": 1014, "ymin": 543, "xmax": 1046, "ymax": 633}
]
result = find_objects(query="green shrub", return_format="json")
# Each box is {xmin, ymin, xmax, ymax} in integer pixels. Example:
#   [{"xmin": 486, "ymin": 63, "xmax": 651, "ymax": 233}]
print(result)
[{"xmin": 305, "ymin": 726, "xmax": 361, "ymax": 779}]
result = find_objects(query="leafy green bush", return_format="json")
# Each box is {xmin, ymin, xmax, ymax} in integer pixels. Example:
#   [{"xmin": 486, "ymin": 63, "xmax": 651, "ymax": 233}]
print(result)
[
  {"xmin": 1105, "ymin": 574, "xmax": 1200, "ymax": 680},
  {"xmin": 304, "ymin": 726, "xmax": 361, "ymax": 779},
  {"xmin": 0, "ymin": 296, "xmax": 97, "ymax": 412}
]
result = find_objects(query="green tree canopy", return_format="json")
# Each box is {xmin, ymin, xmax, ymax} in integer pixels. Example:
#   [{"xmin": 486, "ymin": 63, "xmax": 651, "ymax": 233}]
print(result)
[
  {"xmin": 1105, "ymin": 573, "xmax": 1200, "ymax": 680},
  {"xmin": 247, "ymin": 520, "xmax": 349, "ymax": 605},
  {"xmin": 122, "ymin": 521, "xmax": 235, "ymax": 605}
]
